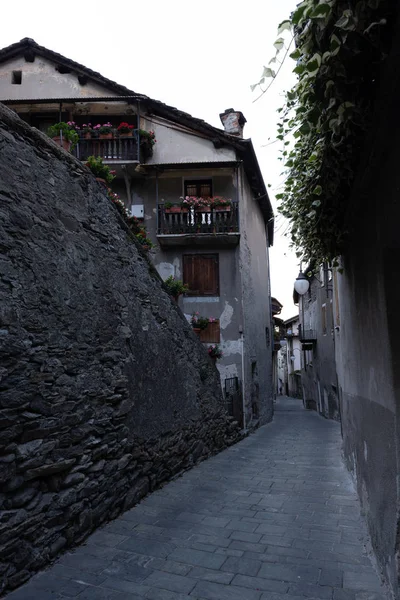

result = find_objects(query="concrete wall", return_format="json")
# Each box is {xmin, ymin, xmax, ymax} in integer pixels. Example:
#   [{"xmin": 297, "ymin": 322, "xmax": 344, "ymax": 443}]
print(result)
[
  {"xmin": 0, "ymin": 55, "xmax": 117, "ymax": 100},
  {"xmin": 238, "ymin": 168, "xmax": 273, "ymax": 427},
  {"xmin": 332, "ymin": 14, "xmax": 400, "ymax": 596},
  {"xmin": 0, "ymin": 104, "xmax": 242, "ymax": 594},
  {"xmin": 143, "ymin": 116, "xmax": 236, "ymax": 165}
]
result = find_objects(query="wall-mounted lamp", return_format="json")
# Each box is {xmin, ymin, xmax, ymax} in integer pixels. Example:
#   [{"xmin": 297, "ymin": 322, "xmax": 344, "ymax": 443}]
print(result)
[{"xmin": 294, "ymin": 271, "xmax": 310, "ymax": 296}]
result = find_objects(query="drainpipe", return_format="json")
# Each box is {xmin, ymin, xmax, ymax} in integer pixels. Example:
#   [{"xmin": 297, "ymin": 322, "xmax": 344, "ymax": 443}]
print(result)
[{"xmin": 240, "ymin": 328, "xmax": 246, "ymax": 431}]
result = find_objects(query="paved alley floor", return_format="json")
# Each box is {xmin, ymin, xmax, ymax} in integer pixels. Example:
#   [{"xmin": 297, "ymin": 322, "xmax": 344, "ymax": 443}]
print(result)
[{"xmin": 6, "ymin": 397, "xmax": 389, "ymax": 600}]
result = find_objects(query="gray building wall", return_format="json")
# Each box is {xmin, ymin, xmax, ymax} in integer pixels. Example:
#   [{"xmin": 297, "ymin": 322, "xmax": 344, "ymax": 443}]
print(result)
[
  {"xmin": 300, "ymin": 274, "xmax": 339, "ymax": 419},
  {"xmin": 326, "ymin": 14, "xmax": 400, "ymax": 596},
  {"xmin": 238, "ymin": 169, "xmax": 273, "ymax": 427},
  {"xmin": 0, "ymin": 55, "xmax": 117, "ymax": 100}
]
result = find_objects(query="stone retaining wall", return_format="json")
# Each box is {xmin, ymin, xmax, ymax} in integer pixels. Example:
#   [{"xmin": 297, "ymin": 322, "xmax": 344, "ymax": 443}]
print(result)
[{"xmin": 0, "ymin": 104, "xmax": 242, "ymax": 594}]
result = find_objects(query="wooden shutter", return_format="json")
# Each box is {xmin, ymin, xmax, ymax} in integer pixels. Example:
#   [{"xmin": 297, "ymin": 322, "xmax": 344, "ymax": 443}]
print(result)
[
  {"xmin": 184, "ymin": 179, "xmax": 212, "ymax": 198},
  {"xmin": 199, "ymin": 320, "xmax": 220, "ymax": 343},
  {"xmin": 183, "ymin": 254, "xmax": 219, "ymax": 296}
]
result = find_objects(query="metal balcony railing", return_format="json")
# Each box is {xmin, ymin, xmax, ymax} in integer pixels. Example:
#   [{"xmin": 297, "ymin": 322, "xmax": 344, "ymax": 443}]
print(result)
[
  {"xmin": 72, "ymin": 132, "xmax": 140, "ymax": 162},
  {"xmin": 157, "ymin": 203, "xmax": 239, "ymax": 236},
  {"xmin": 299, "ymin": 325, "xmax": 317, "ymax": 342}
]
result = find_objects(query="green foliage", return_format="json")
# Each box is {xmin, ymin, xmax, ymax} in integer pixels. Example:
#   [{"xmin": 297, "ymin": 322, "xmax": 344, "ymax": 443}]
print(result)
[
  {"xmin": 252, "ymin": 0, "xmax": 391, "ymax": 265},
  {"xmin": 47, "ymin": 122, "xmax": 79, "ymax": 149},
  {"xmin": 85, "ymin": 156, "xmax": 115, "ymax": 184},
  {"xmin": 164, "ymin": 275, "xmax": 189, "ymax": 297}
]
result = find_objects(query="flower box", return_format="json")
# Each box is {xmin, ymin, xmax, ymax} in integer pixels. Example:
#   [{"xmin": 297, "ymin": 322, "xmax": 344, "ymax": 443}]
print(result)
[
  {"xmin": 214, "ymin": 205, "xmax": 231, "ymax": 212},
  {"xmin": 52, "ymin": 136, "xmax": 71, "ymax": 152},
  {"xmin": 99, "ymin": 133, "xmax": 113, "ymax": 139},
  {"xmin": 165, "ymin": 206, "xmax": 183, "ymax": 214}
]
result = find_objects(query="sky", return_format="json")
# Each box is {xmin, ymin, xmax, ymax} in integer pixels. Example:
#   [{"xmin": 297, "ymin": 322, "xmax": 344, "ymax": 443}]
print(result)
[{"xmin": 2, "ymin": 0, "xmax": 300, "ymax": 319}]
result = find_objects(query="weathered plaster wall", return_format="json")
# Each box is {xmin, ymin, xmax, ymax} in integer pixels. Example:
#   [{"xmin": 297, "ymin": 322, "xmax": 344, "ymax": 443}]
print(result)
[
  {"xmin": 334, "ymin": 14, "xmax": 400, "ymax": 596},
  {"xmin": 136, "ymin": 169, "xmax": 245, "ymax": 387},
  {"xmin": 0, "ymin": 56, "xmax": 116, "ymax": 100},
  {"xmin": 0, "ymin": 104, "xmax": 242, "ymax": 594},
  {"xmin": 238, "ymin": 168, "xmax": 273, "ymax": 427},
  {"xmin": 143, "ymin": 117, "xmax": 236, "ymax": 165}
]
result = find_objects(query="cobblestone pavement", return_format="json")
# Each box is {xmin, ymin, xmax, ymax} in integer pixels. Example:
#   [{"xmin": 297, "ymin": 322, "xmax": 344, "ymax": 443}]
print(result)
[{"xmin": 6, "ymin": 396, "xmax": 389, "ymax": 600}]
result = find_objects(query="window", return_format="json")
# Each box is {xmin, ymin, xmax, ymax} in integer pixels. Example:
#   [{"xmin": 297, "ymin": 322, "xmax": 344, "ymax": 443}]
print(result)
[
  {"xmin": 183, "ymin": 254, "xmax": 219, "ymax": 296},
  {"xmin": 12, "ymin": 70, "xmax": 22, "ymax": 85},
  {"xmin": 184, "ymin": 179, "xmax": 212, "ymax": 198}
]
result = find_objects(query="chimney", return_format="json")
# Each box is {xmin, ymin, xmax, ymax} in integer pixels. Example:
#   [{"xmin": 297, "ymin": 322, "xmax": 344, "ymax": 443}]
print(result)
[{"xmin": 219, "ymin": 108, "xmax": 247, "ymax": 137}]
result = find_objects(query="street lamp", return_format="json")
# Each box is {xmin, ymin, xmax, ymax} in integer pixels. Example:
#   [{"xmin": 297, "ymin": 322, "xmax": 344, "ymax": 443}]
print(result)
[{"xmin": 294, "ymin": 271, "xmax": 310, "ymax": 296}]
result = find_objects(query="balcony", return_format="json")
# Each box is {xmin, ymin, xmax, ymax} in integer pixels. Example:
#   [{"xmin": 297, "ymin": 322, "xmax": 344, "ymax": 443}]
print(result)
[
  {"xmin": 299, "ymin": 325, "xmax": 317, "ymax": 343},
  {"xmin": 157, "ymin": 203, "xmax": 240, "ymax": 248},
  {"xmin": 72, "ymin": 131, "xmax": 147, "ymax": 163}
]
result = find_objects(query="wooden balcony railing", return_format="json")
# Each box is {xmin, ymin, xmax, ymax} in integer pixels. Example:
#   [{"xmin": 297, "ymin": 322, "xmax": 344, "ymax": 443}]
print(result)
[
  {"xmin": 72, "ymin": 133, "xmax": 140, "ymax": 162},
  {"xmin": 157, "ymin": 203, "xmax": 239, "ymax": 236},
  {"xmin": 299, "ymin": 325, "xmax": 317, "ymax": 342}
]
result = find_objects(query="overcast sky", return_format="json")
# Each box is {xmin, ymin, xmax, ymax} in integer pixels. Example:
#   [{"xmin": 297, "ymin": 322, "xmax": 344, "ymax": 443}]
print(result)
[{"xmin": 3, "ymin": 0, "xmax": 300, "ymax": 319}]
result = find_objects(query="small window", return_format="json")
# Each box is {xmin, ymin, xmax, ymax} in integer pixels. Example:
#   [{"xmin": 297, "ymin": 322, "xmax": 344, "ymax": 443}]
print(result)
[
  {"xmin": 12, "ymin": 71, "xmax": 22, "ymax": 85},
  {"xmin": 184, "ymin": 179, "xmax": 212, "ymax": 198},
  {"xmin": 183, "ymin": 254, "xmax": 219, "ymax": 296}
]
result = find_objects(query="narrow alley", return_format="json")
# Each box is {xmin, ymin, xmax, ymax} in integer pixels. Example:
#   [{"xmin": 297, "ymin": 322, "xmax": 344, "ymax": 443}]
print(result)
[{"xmin": 5, "ymin": 397, "xmax": 388, "ymax": 600}]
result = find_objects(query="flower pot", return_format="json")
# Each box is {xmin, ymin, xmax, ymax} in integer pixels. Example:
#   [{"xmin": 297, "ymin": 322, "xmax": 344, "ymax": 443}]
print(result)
[
  {"xmin": 52, "ymin": 136, "xmax": 71, "ymax": 152},
  {"xmin": 195, "ymin": 206, "xmax": 210, "ymax": 212},
  {"xmin": 214, "ymin": 205, "xmax": 231, "ymax": 212},
  {"xmin": 142, "ymin": 245, "xmax": 150, "ymax": 251},
  {"xmin": 84, "ymin": 132, "xmax": 92, "ymax": 139},
  {"xmin": 171, "ymin": 294, "xmax": 180, "ymax": 302},
  {"xmin": 210, "ymin": 356, "xmax": 217, "ymax": 364},
  {"xmin": 95, "ymin": 177, "xmax": 108, "ymax": 187},
  {"xmin": 99, "ymin": 133, "xmax": 113, "ymax": 139},
  {"xmin": 119, "ymin": 131, "xmax": 133, "ymax": 137},
  {"xmin": 193, "ymin": 327, "xmax": 201, "ymax": 336},
  {"xmin": 165, "ymin": 206, "xmax": 183, "ymax": 214}
]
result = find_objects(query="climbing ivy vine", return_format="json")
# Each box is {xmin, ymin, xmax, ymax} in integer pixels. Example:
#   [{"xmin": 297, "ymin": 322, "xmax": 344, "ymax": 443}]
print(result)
[{"xmin": 253, "ymin": 0, "xmax": 393, "ymax": 265}]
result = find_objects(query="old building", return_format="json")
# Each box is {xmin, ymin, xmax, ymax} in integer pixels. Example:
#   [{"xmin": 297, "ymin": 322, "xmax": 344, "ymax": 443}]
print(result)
[
  {"xmin": 294, "ymin": 265, "xmax": 340, "ymax": 418},
  {"xmin": 0, "ymin": 38, "xmax": 275, "ymax": 429}
]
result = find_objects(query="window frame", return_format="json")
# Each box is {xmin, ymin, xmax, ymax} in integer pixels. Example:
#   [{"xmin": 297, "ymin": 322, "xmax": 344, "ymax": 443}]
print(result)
[
  {"xmin": 182, "ymin": 253, "xmax": 219, "ymax": 297},
  {"xmin": 183, "ymin": 178, "xmax": 213, "ymax": 198}
]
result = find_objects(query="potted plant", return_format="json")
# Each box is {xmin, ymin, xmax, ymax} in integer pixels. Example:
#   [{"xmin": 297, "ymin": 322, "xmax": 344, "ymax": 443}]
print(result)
[
  {"xmin": 117, "ymin": 122, "xmax": 134, "ymax": 137},
  {"xmin": 211, "ymin": 196, "xmax": 232, "ymax": 211},
  {"xmin": 164, "ymin": 276, "xmax": 189, "ymax": 301},
  {"xmin": 85, "ymin": 156, "xmax": 116, "ymax": 185},
  {"xmin": 139, "ymin": 129, "xmax": 156, "ymax": 160},
  {"xmin": 81, "ymin": 123, "xmax": 93, "ymax": 139},
  {"xmin": 208, "ymin": 344, "xmax": 223, "ymax": 362},
  {"xmin": 164, "ymin": 202, "xmax": 183, "ymax": 214},
  {"xmin": 190, "ymin": 312, "xmax": 210, "ymax": 336},
  {"xmin": 93, "ymin": 123, "xmax": 114, "ymax": 139},
  {"xmin": 47, "ymin": 122, "xmax": 79, "ymax": 152},
  {"xmin": 136, "ymin": 232, "xmax": 154, "ymax": 251}
]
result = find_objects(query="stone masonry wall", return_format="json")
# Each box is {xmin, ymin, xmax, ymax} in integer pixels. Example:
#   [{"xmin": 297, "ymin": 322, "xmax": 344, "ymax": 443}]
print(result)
[{"xmin": 0, "ymin": 104, "xmax": 242, "ymax": 594}]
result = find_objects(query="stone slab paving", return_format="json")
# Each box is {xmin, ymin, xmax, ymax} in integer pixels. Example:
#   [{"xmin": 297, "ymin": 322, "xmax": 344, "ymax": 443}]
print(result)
[{"xmin": 5, "ymin": 396, "xmax": 389, "ymax": 600}]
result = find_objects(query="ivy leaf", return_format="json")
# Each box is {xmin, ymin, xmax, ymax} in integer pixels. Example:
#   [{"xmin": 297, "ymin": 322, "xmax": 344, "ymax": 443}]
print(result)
[
  {"xmin": 310, "ymin": 3, "xmax": 332, "ymax": 18},
  {"xmin": 292, "ymin": 2, "xmax": 308, "ymax": 25},
  {"xmin": 330, "ymin": 34, "xmax": 341, "ymax": 55},
  {"xmin": 312, "ymin": 199, "xmax": 321, "ymax": 207},
  {"xmin": 306, "ymin": 53, "xmax": 321, "ymax": 76},
  {"xmin": 335, "ymin": 9, "xmax": 357, "ymax": 31},
  {"xmin": 293, "ymin": 63, "xmax": 306, "ymax": 75},
  {"xmin": 269, "ymin": 57, "xmax": 277, "ymax": 65},
  {"xmin": 262, "ymin": 66, "xmax": 276, "ymax": 78},
  {"xmin": 277, "ymin": 19, "xmax": 291, "ymax": 34},
  {"xmin": 313, "ymin": 185, "xmax": 322, "ymax": 195},
  {"xmin": 250, "ymin": 84, "xmax": 258, "ymax": 92},
  {"xmin": 290, "ymin": 49, "xmax": 301, "ymax": 60},
  {"xmin": 308, "ymin": 152, "xmax": 318, "ymax": 163},
  {"xmin": 274, "ymin": 37, "xmax": 285, "ymax": 51},
  {"xmin": 275, "ymin": 193, "xmax": 284, "ymax": 200}
]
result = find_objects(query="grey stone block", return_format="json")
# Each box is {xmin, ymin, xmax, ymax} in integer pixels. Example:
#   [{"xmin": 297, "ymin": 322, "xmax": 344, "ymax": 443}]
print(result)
[
  {"xmin": 168, "ymin": 548, "xmax": 225, "ymax": 570},
  {"xmin": 231, "ymin": 574, "xmax": 289, "ymax": 593},
  {"xmin": 221, "ymin": 556, "xmax": 262, "ymax": 576},
  {"xmin": 188, "ymin": 566, "xmax": 234, "ymax": 584},
  {"xmin": 192, "ymin": 579, "xmax": 263, "ymax": 600},
  {"xmin": 142, "ymin": 570, "xmax": 196, "ymax": 594},
  {"xmin": 118, "ymin": 538, "xmax": 176, "ymax": 559}
]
